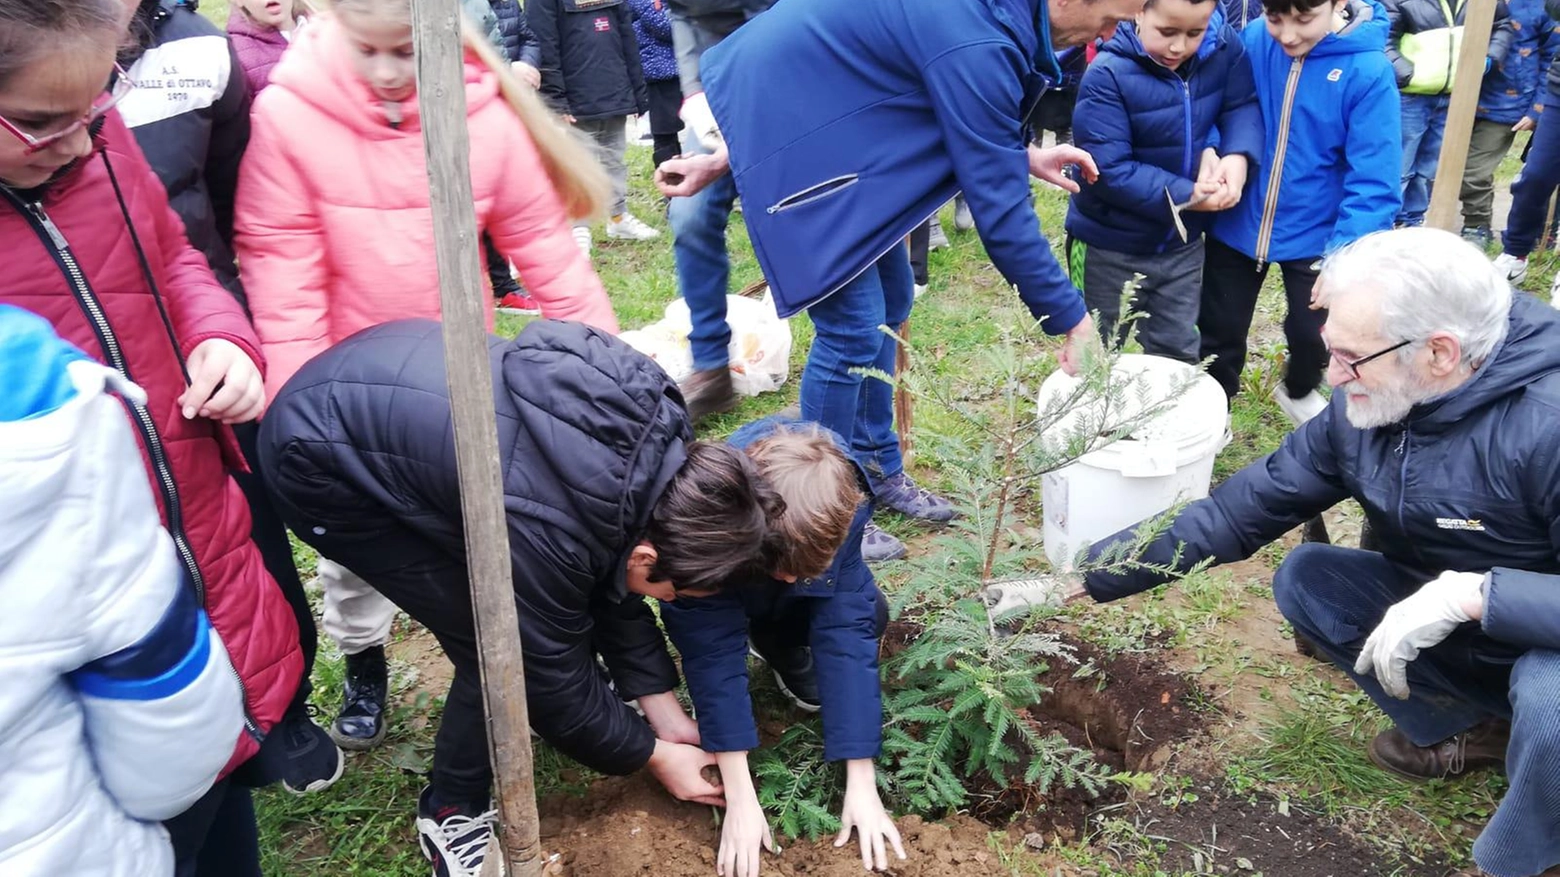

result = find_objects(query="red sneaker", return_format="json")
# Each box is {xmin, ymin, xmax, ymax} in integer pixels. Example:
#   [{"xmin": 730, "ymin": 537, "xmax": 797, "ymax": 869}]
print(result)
[{"xmin": 495, "ymin": 292, "xmax": 539, "ymax": 315}]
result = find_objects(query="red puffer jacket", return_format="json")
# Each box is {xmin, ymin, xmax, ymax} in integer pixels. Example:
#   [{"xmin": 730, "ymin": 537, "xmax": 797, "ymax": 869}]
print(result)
[{"xmin": 0, "ymin": 112, "xmax": 302, "ymax": 776}]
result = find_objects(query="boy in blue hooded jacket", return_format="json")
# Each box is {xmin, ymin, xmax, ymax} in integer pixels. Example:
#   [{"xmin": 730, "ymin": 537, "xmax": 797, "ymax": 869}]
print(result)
[
  {"xmin": 1198, "ymin": 0, "xmax": 1400, "ymax": 422},
  {"xmin": 1066, "ymin": 0, "xmax": 1262, "ymax": 362},
  {"xmin": 661, "ymin": 418, "xmax": 900, "ymax": 875}
]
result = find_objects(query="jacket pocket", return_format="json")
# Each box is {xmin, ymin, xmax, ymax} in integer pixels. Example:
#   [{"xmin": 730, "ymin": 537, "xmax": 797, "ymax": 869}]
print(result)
[{"xmin": 766, "ymin": 174, "xmax": 860, "ymax": 215}]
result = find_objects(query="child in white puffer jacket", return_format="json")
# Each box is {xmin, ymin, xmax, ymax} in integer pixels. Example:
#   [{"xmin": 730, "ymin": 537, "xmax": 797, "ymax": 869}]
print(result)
[{"xmin": 0, "ymin": 305, "xmax": 244, "ymax": 877}]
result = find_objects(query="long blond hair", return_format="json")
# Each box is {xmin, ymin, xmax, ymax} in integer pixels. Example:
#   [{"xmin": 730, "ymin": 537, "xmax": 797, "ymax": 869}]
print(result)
[{"xmin": 331, "ymin": 0, "xmax": 609, "ymax": 221}]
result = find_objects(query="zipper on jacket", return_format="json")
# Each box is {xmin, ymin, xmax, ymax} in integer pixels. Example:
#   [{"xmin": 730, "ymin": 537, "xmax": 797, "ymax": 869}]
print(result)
[
  {"xmin": 1255, "ymin": 57, "xmax": 1305, "ymax": 267},
  {"xmin": 13, "ymin": 195, "xmax": 263, "ymax": 743},
  {"xmin": 1180, "ymin": 77, "xmax": 1194, "ymax": 181},
  {"xmin": 1395, "ymin": 427, "xmax": 1412, "ymax": 561}
]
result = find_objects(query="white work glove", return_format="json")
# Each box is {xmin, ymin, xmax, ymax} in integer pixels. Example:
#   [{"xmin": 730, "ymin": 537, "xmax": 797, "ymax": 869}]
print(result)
[
  {"xmin": 1354, "ymin": 571, "xmax": 1484, "ymax": 699},
  {"xmin": 680, "ymin": 91, "xmax": 724, "ymax": 152}
]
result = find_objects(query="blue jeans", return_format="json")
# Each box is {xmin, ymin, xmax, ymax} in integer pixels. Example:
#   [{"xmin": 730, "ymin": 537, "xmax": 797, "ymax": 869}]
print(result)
[
  {"xmin": 1398, "ymin": 93, "xmax": 1451, "ymax": 226},
  {"xmin": 1274, "ymin": 543, "xmax": 1560, "ymax": 877},
  {"xmin": 668, "ymin": 129, "xmax": 738, "ymax": 372},
  {"xmin": 799, "ymin": 245, "xmax": 915, "ymax": 481},
  {"xmin": 1503, "ymin": 104, "xmax": 1560, "ymax": 258}
]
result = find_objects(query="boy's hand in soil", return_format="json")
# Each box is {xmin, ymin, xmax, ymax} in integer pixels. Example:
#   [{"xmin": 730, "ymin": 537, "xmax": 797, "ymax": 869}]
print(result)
[
  {"xmin": 648, "ymin": 739, "xmax": 726, "ymax": 807},
  {"xmin": 180, "ymin": 338, "xmax": 264, "ymax": 424},
  {"xmin": 639, "ymin": 691, "xmax": 702, "ymax": 745},
  {"xmin": 835, "ymin": 759, "xmax": 905, "ymax": 871},
  {"xmin": 715, "ymin": 752, "xmax": 776, "ymax": 877}
]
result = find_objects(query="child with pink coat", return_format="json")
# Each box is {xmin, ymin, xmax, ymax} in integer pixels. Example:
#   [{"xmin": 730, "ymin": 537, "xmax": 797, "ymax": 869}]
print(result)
[{"xmin": 235, "ymin": 0, "xmax": 617, "ymax": 405}]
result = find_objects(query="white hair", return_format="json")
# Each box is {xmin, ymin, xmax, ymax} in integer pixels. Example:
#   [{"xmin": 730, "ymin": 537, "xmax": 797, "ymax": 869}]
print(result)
[{"xmin": 1318, "ymin": 228, "xmax": 1512, "ymax": 368}]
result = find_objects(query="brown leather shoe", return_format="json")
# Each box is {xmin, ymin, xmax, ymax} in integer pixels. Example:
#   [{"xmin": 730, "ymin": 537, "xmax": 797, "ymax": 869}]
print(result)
[
  {"xmin": 679, "ymin": 367, "xmax": 739, "ymax": 423},
  {"xmin": 1368, "ymin": 720, "xmax": 1510, "ymax": 780}
]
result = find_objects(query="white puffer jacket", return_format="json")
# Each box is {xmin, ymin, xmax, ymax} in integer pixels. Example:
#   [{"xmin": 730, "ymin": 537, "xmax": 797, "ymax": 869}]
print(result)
[{"xmin": 0, "ymin": 306, "xmax": 244, "ymax": 877}]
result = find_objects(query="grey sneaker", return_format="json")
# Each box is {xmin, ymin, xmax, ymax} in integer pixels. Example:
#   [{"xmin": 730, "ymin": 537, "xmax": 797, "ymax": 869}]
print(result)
[
  {"xmin": 871, "ymin": 471, "xmax": 956, "ymax": 522},
  {"xmin": 927, "ymin": 218, "xmax": 950, "ymax": 250},
  {"xmin": 861, "ymin": 522, "xmax": 907, "ymax": 563},
  {"xmin": 953, "ymin": 195, "xmax": 974, "ymax": 231}
]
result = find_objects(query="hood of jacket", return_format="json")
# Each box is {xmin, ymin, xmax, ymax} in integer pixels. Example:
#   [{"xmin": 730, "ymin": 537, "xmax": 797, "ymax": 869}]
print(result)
[
  {"xmin": 266, "ymin": 16, "xmax": 503, "ymax": 137},
  {"xmin": 1405, "ymin": 294, "xmax": 1560, "ymax": 433}
]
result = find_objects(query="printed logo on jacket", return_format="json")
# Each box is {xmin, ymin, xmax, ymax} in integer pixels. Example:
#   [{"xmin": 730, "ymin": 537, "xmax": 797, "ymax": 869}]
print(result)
[{"xmin": 118, "ymin": 35, "xmax": 232, "ymax": 129}]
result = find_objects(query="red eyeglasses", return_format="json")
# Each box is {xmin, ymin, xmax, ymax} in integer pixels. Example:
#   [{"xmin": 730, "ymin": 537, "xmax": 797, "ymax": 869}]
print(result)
[{"xmin": 0, "ymin": 65, "xmax": 134, "ymax": 156}]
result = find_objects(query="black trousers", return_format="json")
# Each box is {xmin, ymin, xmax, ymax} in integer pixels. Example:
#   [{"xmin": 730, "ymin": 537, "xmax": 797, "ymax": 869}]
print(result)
[
  {"xmin": 233, "ymin": 421, "xmax": 315, "ymax": 706},
  {"xmin": 276, "ymin": 501, "xmax": 496, "ymax": 806},
  {"xmin": 1197, "ymin": 237, "xmax": 1327, "ymax": 400},
  {"xmin": 166, "ymin": 780, "xmax": 262, "ymax": 877},
  {"xmin": 484, "ymin": 232, "xmax": 520, "ymax": 297},
  {"xmin": 908, "ymin": 223, "xmax": 930, "ymax": 286},
  {"xmin": 647, "ymin": 78, "xmax": 685, "ymax": 169}
]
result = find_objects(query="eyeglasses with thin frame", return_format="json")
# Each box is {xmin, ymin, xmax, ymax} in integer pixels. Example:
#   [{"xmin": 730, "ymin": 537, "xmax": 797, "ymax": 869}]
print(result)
[
  {"xmin": 1328, "ymin": 338, "xmax": 1413, "ymax": 381},
  {"xmin": 0, "ymin": 65, "xmax": 134, "ymax": 156}
]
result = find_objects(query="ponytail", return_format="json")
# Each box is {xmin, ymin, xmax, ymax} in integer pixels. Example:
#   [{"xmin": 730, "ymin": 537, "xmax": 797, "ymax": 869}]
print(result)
[{"xmin": 460, "ymin": 23, "xmax": 609, "ymax": 222}]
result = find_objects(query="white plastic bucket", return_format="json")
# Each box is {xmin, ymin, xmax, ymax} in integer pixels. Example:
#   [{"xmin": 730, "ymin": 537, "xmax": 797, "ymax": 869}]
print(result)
[{"xmin": 1037, "ymin": 354, "xmax": 1229, "ymax": 570}]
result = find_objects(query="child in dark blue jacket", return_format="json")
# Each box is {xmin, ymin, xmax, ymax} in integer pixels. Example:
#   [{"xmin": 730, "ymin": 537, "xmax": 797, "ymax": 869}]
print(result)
[
  {"xmin": 1459, "ymin": 0, "xmax": 1557, "ymax": 246},
  {"xmin": 1066, "ymin": 0, "xmax": 1261, "ymax": 362},
  {"xmin": 660, "ymin": 418, "xmax": 902, "ymax": 874},
  {"xmin": 1199, "ymin": 0, "xmax": 1400, "ymax": 421}
]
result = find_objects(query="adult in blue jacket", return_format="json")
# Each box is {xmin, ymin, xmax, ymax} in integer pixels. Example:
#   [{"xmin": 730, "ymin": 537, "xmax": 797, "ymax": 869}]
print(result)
[
  {"xmin": 656, "ymin": 0, "xmax": 1144, "ymax": 562},
  {"xmin": 1059, "ymin": 230, "xmax": 1560, "ymax": 877},
  {"xmin": 661, "ymin": 417, "xmax": 894, "ymax": 874},
  {"xmin": 1459, "ymin": 0, "xmax": 1558, "ymax": 246}
]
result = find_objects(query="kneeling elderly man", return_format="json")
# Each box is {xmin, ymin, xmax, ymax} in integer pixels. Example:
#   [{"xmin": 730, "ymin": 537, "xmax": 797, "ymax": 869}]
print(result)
[{"xmin": 1058, "ymin": 228, "xmax": 1560, "ymax": 877}]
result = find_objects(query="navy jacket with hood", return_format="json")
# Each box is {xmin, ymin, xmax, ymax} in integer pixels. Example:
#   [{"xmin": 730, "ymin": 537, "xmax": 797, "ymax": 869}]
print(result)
[
  {"xmin": 660, "ymin": 418, "xmax": 885, "ymax": 762},
  {"xmin": 1211, "ymin": 0, "xmax": 1402, "ymax": 264},
  {"xmin": 1085, "ymin": 295, "xmax": 1560, "ymax": 654},
  {"xmin": 493, "ymin": 0, "xmax": 543, "ymax": 66},
  {"xmin": 700, "ymin": 0, "xmax": 1087, "ymax": 334},
  {"xmin": 1065, "ymin": 9, "xmax": 1263, "ymax": 255},
  {"xmin": 260, "ymin": 319, "xmax": 687, "ymax": 776}
]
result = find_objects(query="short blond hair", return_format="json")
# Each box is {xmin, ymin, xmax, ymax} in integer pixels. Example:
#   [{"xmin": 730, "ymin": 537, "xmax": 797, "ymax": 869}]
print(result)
[{"xmin": 746, "ymin": 426, "xmax": 863, "ymax": 580}]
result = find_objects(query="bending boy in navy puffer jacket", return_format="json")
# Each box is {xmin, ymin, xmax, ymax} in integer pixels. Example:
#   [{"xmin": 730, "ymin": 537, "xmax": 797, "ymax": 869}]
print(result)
[{"xmin": 1066, "ymin": 0, "xmax": 1261, "ymax": 363}]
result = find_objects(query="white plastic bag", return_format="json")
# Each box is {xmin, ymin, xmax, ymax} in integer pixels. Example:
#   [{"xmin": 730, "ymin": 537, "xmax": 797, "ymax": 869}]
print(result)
[{"xmin": 620, "ymin": 293, "xmax": 792, "ymax": 397}]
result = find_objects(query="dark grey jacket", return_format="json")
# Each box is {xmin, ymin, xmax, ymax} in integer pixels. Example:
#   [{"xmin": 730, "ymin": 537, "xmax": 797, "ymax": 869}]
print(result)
[{"xmin": 261, "ymin": 319, "xmax": 690, "ymax": 775}]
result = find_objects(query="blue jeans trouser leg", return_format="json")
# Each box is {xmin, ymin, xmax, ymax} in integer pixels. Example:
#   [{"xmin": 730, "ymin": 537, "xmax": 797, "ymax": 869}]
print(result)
[
  {"xmin": 1271, "ymin": 543, "xmax": 1515, "ymax": 743},
  {"xmin": 1503, "ymin": 106, "xmax": 1560, "ymax": 258},
  {"xmin": 668, "ymin": 128, "xmax": 737, "ymax": 372},
  {"xmin": 1398, "ymin": 93, "xmax": 1450, "ymax": 226},
  {"xmin": 1473, "ymin": 649, "xmax": 1560, "ymax": 877},
  {"xmin": 800, "ymin": 246, "xmax": 915, "ymax": 481}
]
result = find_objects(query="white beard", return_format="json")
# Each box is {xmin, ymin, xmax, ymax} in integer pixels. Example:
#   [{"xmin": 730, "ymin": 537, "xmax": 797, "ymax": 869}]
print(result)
[{"xmin": 1341, "ymin": 372, "xmax": 1436, "ymax": 429}]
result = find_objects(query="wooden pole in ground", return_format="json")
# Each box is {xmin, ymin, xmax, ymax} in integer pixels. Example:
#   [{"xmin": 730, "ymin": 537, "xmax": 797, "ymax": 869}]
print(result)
[
  {"xmin": 1426, "ymin": 0, "xmax": 1499, "ymax": 231},
  {"xmin": 410, "ymin": 2, "xmax": 542, "ymax": 875},
  {"xmin": 895, "ymin": 320, "xmax": 913, "ymax": 461}
]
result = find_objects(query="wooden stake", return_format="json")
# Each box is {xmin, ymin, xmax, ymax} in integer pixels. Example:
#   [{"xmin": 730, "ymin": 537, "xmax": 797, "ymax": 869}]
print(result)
[
  {"xmin": 894, "ymin": 319, "xmax": 913, "ymax": 461},
  {"xmin": 410, "ymin": 2, "xmax": 542, "ymax": 875},
  {"xmin": 1426, "ymin": 0, "xmax": 1499, "ymax": 231}
]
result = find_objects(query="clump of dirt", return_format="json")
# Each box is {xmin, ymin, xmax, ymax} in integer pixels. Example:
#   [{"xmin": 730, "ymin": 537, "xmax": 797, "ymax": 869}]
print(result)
[
  {"xmin": 539, "ymin": 775, "xmax": 1009, "ymax": 876},
  {"xmin": 968, "ymin": 639, "xmax": 1207, "ymax": 841},
  {"xmin": 1098, "ymin": 781, "xmax": 1451, "ymax": 877}
]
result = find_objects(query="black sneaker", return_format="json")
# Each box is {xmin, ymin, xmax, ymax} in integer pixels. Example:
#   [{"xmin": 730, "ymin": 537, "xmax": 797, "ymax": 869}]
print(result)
[
  {"xmin": 416, "ymin": 786, "xmax": 498, "ymax": 877},
  {"xmin": 331, "ymin": 645, "xmax": 388, "ymax": 751},
  {"xmin": 748, "ymin": 634, "xmax": 821, "ymax": 713},
  {"xmin": 279, "ymin": 705, "xmax": 346, "ymax": 795}
]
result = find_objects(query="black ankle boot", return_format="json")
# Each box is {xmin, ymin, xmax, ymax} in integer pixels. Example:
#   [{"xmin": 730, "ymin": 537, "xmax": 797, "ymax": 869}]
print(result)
[{"xmin": 332, "ymin": 645, "xmax": 388, "ymax": 751}]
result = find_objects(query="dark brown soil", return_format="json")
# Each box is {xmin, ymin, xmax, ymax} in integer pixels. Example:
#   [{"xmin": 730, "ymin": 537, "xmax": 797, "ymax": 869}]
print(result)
[{"xmin": 1094, "ymin": 780, "xmax": 1453, "ymax": 877}]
